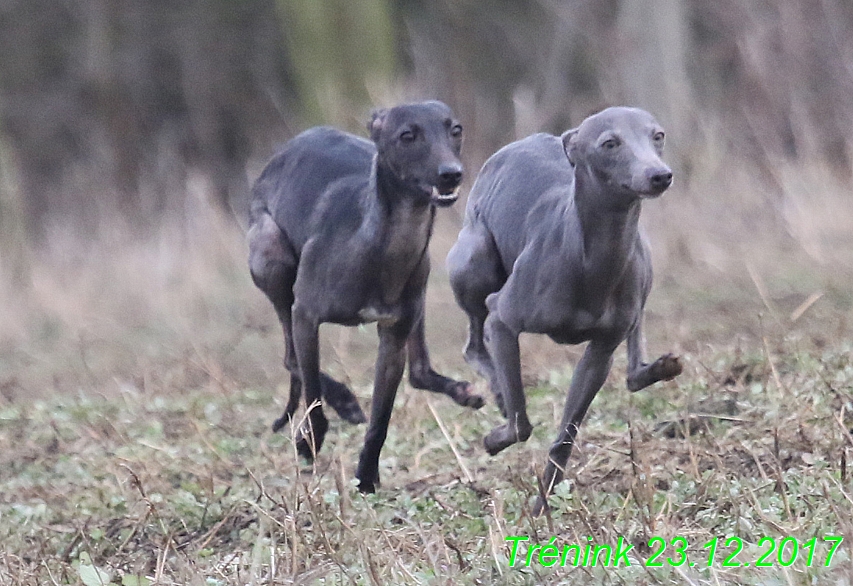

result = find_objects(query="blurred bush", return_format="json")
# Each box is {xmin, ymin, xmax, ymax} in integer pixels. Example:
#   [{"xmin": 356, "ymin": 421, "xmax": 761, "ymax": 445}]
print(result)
[
  {"xmin": 1, "ymin": 0, "xmax": 852, "ymax": 399},
  {"xmin": 0, "ymin": 0, "xmax": 851, "ymax": 247}
]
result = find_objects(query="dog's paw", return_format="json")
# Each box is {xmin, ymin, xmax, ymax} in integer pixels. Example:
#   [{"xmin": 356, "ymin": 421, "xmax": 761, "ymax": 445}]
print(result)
[
  {"xmin": 627, "ymin": 354, "xmax": 683, "ymax": 392},
  {"xmin": 532, "ymin": 495, "xmax": 550, "ymax": 517},
  {"xmin": 335, "ymin": 399, "xmax": 367, "ymax": 425},
  {"xmin": 294, "ymin": 416, "xmax": 329, "ymax": 462},
  {"xmin": 453, "ymin": 382, "xmax": 485, "ymax": 410},
  {"xmin": 271, "ymin": 414, "xmax": 289, "ymax": 433},
  {"xmin": 321, "ymin": 375, "xmax": 367, "ymax": 424},
  {"xmin": 484, "ymin": 421, "xmax": 532, "ymax": 456},
  {"xmin": 653, "ymin": 353, "xmax": 683, "ymax": 381},
  {"xmin": 357, "ymin": 476, "xmax": 379, "ymax": 494},
  {"xmin": 295, "ymin": 435, "xmax": 315, "ymax": 463},
  {"xmin": 483, "ymin": 431, "xmax": 505, "ymax": 456}
]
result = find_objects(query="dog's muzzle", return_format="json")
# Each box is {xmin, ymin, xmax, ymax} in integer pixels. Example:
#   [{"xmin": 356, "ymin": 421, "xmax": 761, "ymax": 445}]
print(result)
[
  {"xmin": 629, "ymin": 169, "xmax": 673, "ymax": 198},
  {"xmin": 432, "ymin": 162, "xmax": 463, "ymax": 206}
]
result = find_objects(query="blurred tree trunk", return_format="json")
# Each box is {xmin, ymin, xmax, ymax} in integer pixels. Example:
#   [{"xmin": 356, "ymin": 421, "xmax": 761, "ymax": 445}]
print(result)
[
  {"xmin": 81, "ymin": 0, "xmax": 141, "ymax": 217},
  {"xmin": 2, "ymin": 0, "xmax": 852, "ymax": 249},
  {"xmin": 276, "ymin": 0, "xmax": 396, "ymax": 129},
  {"xmin": 0, "ymin": 126, "xmax": 30, "ymax": 287},
  {"xmin": 0, "ymin": 0, "xmax": 80, "ymax": 240},
  {"xmin": 615, "ymin": 0, "xmax": 693, "ymax": 146},
  {"xmin": 0, "ymin": 0, "xmax": 293, "ymax": 241}
]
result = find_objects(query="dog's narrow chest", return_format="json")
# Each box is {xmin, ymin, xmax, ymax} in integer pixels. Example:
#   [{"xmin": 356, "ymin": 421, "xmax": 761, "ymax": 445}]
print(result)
[
  {"xmin": 525, "ymin": 257, "xmax": 641, "ymax": 342},
  {"xmin": 377, "ymin": 202, "xmax": 434, "ymax": 304},
  {"xmin": 545, "ymin": 306, "xmax": 618, "ymax": 344}
]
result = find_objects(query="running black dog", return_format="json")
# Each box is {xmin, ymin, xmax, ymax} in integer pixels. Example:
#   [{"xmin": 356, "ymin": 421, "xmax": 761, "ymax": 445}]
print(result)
[{"xmin": 249, "ymin": 101, "xmax": 482, "ymax": 492}]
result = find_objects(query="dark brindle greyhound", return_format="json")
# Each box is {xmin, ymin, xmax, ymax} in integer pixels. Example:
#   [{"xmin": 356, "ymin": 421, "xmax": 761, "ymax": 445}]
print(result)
[
  {"xmin": 447, "ymin": 106, "xmax": 683, "ymax": 512},
  {"xmin": 248, "ymin": 101, "xmax": 482, "ymax": 492}
]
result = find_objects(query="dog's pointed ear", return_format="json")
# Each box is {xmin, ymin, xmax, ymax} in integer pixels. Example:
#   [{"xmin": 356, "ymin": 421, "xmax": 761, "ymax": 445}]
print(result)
[
  {"xmin": 561, "ymin": 128, "xmax": 579, "ymax": 166},
  {"xmin": 368, "ymin": 108, "xmax": 388, "ymax": 142}
]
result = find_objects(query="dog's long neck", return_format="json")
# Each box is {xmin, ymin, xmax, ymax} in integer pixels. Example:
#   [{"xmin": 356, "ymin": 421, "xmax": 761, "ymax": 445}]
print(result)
[
  {"xmin": 572, "ymin": 166, "xmax": 642, "ymax": 296},
  {"xmin": 366, "ymin": 157, "xmax": 435, "ymax": 304}
]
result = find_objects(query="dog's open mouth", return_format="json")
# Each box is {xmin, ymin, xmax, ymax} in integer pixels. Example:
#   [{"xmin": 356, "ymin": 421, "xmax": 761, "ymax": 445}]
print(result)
[{"xmin": 431, "ymin": 185, "xmax": 459, "ymax": 207}]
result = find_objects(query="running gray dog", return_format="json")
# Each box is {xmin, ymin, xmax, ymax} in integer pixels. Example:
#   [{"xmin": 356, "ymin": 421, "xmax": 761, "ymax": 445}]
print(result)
[
  {"xmin": 249, "ymin": 101, "xmax": 482, "ymax": 492},
  {"xmin": 447, "ymin": 106, "xmax": 683, "ymax": 512}
]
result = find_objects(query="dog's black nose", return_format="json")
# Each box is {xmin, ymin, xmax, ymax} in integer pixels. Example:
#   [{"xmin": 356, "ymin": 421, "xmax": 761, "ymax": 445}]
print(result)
[
  {"xmin": 438, "ymin": 163, "xmax": 463, "ymax": 187},
  {"xmin": 649, "ymin": 171, "xmax": 673, "ymax": 191}
]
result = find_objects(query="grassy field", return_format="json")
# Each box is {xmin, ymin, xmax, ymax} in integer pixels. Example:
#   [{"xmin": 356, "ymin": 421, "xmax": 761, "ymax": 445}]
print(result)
[
  {"xmin": 2, "ymin": 162, "xmax": 853, "ymax": 585},
  {"xmin": 2, "ymin": 325, "xmax": 853, "ymax": 585}
]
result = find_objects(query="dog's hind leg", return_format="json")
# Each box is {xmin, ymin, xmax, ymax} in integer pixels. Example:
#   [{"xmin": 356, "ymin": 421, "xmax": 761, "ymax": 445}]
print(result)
[
  {"xmin": 407, "ymin": 304, "xmax": 484, "ymax": 409},
  {"xmin": 249, "ymin": 213, "xmax": 302, "ymax": 432},
  {"xmin": 447, "ymin": 223, "xmax": 506, "ymax": 411},
  {"xmin": 270, "ymin": 286, "xmax": 303, "ymax": 432},
  {"xmin": 250, "ymin": 213, "xmax": 365, "ymax": 432},
  {"xmin": 273, "ymin": 323, "xmax": 365, "ymax": 428},
  {"xmin": 291, "ymin": 302, "xmax": 329, "ymax": 461},
  {"xmin": 482, "ymin": 305, "xmax": 532, "ymax": 455},
  {"xmin": 270, "ymin": 305, "xmax": 366, "ymax": 431},
  {"xmin": 272, "ymin": 315, "xmax": 365, "ymax": 429},
  {"xmin": 625, "ymin": 318, "xmax": 682, "ymax": 392}
]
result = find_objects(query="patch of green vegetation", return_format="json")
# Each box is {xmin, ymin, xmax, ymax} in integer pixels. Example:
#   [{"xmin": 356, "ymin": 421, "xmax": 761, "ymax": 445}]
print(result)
[{"xmin": 1, "ymin": 341, "xmax": 852, "ymax": 584}]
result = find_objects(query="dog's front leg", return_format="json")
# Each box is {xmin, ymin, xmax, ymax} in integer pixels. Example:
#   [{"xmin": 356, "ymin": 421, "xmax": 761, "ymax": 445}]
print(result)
[
  {"xmin": 291, "ymin": 303, "xmax": 328, "ymax": 462},
  {"xmin": 625, "ymin": 317, "xmax": 682, "ymax": 392},
  {"xmin": 482, "ymin": 310, "xmax": 532, "ymax": 455},
  {"xmin": 407, "ymin": 303, "xmax": 484, "ymax": 409},
  {"xmin": 356, "ymin": 322, "xmax": 408, "ymax": 493},
  {"xmin": 535, "ymin": 341, "xmax": 615, "ymax": 515}
]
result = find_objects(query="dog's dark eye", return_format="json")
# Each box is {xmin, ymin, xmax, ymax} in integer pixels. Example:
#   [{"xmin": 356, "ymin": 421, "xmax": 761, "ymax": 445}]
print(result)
[
  {"xmin": 601, "ymin": 138, "xmax": 620, "ymax": 150},
  {"xmin": 653, "ymin": 131, "xmax": 665, "ymax": 143},
  {"xmin": 399, "ymin": 130, "xmax": 416, "ymax": 144},
  {"xmin": 451, "ymin": 124, "xmax": 463, "ymax": 138}
]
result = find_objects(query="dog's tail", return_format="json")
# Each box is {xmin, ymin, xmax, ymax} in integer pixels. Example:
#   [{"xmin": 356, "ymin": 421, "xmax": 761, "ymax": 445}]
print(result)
[
  {"xmin": 248, "ymin": 170, "xmax": 276, "ymax": 227},
  {"xmin": 248, "ymin": 198, "xmax": 269, "ymax": 226}
]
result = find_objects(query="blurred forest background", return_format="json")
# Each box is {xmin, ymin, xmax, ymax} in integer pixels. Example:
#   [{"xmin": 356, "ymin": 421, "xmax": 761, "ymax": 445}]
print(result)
[{"xmin": 1, "ymin": 0, "xmax": 853, "ymax": 398}]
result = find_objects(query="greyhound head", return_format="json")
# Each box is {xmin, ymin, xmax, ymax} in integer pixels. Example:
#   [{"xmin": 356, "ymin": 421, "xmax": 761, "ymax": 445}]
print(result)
[
  {"xmin": 369, "ymin": 101, "xmax": 464, "ymax": 207},
  {"xmin": 562, "ymin": 107, "xmax": 672, "ymax": 201}
]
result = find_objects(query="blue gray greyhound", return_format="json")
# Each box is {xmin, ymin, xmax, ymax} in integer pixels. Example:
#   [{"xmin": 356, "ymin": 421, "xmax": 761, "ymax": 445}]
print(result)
[
  {"xmin": 249, "ymin": 101, "xmax": 483, "ymax": 492},
  {"xmin": 447, "ymin": 106, "xmax": 683, "ymax": 512}
]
